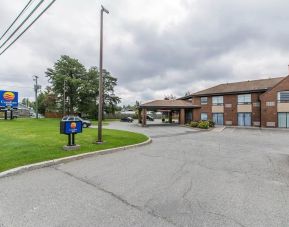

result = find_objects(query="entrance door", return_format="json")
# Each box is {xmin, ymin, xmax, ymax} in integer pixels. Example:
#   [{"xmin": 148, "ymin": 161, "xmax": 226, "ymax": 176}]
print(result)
[
  {"xmin": 278, "ymin": 113, "xmax": 289, "ymax": 128},
  {"xmin": 185, "ymin": 110, "xmax": 192, "ymax": 124},
  {"xmin": 213, "ymin": 113, "xmax": 224, "ymax": 125},
  {"xmin": 238, "ymin": 113, "xmax": 251, "ymax": 126}
]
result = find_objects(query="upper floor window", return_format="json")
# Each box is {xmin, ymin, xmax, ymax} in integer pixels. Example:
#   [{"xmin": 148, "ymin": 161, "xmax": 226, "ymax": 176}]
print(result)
[
  {"xmin": 212, "ymin": 96, "xmax": 223, "ymax": 106},
  {"xmin": 201, "ymin": 97, "xmax": 208, "ymax": 105},
  {"xmin": 238, "ymin": 94, "xmax": 251, "ymax": 104},
  {"xmin": 278, "ymin": 91, "xmax": 289, "ymax": 103}
]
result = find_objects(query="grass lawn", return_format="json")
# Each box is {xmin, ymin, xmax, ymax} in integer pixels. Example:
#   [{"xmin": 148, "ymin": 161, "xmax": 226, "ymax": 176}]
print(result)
[{"xmin": 0, "ymin": 118, "xmax": 148, "ymax": 172}]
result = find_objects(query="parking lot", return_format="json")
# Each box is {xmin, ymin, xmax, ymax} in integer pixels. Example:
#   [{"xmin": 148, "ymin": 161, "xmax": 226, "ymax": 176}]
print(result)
[{"xmin": 1, "ymin": 123, "xmax": 289, "ymax": 226}]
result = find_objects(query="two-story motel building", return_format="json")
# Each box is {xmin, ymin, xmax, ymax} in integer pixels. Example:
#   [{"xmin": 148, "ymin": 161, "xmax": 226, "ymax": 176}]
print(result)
[{"xmin": 139, "ymin": 75, "xmax": 289, "ymax": 128}]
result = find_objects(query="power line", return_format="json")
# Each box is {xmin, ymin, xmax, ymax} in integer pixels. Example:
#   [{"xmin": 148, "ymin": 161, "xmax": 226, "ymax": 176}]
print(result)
[
  {"xmin": 0, "ymin": 0, "xmax": 57, "ymax": 56},
  {"xmin": 0, "ymin": 0, "xmax": 45, "ymax": 50},
  {"xmin": 0, "ymin": 0, "xmax": 35, "ymax": 41}
]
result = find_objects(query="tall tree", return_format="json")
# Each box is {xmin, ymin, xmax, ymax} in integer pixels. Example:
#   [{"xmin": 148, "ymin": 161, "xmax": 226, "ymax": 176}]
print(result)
[{"xmin": 46, "ymin": 55, "xmax": 86, "ymax": 114}]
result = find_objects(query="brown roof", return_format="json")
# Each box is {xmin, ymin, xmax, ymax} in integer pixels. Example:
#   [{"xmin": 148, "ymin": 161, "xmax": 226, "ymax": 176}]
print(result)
[
  {"xmin": 140, "ymin": 100, "xmax": 199, "ymax": 109},
  {"xmin": 192, "ymin": 77, "xmax": 285, "ymax": 96}
]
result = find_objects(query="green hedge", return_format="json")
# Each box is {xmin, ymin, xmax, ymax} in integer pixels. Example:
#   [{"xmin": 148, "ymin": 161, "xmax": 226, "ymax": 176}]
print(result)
[{"xmin": 189, "ymin": 120, "xmax": 215, "ymax": 129}]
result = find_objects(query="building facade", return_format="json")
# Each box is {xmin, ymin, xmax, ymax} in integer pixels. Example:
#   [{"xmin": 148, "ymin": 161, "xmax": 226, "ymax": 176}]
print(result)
[{"xmin": 181, "ymin": 76, "xmax": 289, "ymax": 128}]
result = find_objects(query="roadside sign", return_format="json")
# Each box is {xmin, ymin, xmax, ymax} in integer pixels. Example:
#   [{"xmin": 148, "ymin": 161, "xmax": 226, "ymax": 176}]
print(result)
[{"xmin": 0, "ymin": 90, "xmax": 18, "ymax": 108}]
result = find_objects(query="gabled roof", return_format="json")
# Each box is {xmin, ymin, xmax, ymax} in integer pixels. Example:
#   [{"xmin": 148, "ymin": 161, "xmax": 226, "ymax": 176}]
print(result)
[
  {"xmin": 140, "ymin": 100, "xmax": 199, "ymax": 109},
  {"xmin": 191, "ymin": 77, "xmax": 285, "ymax": 96}
]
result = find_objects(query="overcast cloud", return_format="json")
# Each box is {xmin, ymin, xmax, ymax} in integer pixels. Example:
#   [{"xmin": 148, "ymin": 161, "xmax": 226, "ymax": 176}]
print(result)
[{"xmin": 1, "ymin": 0, "xmax": 289, "ymax": 104}]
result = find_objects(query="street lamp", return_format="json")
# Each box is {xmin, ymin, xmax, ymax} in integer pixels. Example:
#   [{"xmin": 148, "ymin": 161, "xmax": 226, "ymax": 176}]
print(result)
[{"xmin": 97, "ymin": 5, "xmax": 109, "ymax": 143}]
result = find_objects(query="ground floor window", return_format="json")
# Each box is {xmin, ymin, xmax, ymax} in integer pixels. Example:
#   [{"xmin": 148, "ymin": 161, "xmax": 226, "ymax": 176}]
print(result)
[
  {"xmin": 213, "ymin": 113, "xmax": 224, "ymax": 125},
  {"xmin": 201, "ymin": 113, "xmax": 208, "ymax": 121},
  {"xmin": 238, "ymin": 113, "xmax": 251, "ymax": 126},
  {"xmin": 278, "ymin": 113, "xmax": 289, "ymax": 128}
]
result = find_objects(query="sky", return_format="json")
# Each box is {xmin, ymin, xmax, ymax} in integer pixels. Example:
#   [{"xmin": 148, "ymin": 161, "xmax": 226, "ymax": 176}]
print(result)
[{"xmin": 1, "ymin": 0, "xmax": 289, "ymax": 105}]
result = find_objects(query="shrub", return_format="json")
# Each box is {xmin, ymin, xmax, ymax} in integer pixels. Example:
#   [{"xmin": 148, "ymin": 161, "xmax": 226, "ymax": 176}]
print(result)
[
  {"xmin": 198, "ymin": 121, "xmax": 209, "ymax": 129},
  {"xmin": 162, "ymin": 118, "xmax": 165, "ymax": 122},
  {"xmin": 190, "ymin": 121, "xmax": 199, "ymax": 127},
  {"xmin": 208, "ymin": 120, "xmax": 215, "ymax": 128}
]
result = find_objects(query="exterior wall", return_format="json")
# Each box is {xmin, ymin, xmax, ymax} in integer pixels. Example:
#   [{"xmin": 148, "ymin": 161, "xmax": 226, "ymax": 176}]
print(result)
[
  {"xmin": 277, "ymin": 103, "xmax": 289, "ymax": 112},
  {"xmin": 251, "ymin": 93, "xmax": 261, "ymax": 126},
  {"xmin": 260, "ymin": 76, "xmax": 289, "ymax": 127},
  {"xmin": 212, "ymin": 106, "xmax": 224, "ymax": 113},
  {"xmin": 237, "ymin": 104, "xmax": 252, "ymax": 112},
  {"xmin": 192, "ymin": 92, "xmax": 262, "ymax": 126}
]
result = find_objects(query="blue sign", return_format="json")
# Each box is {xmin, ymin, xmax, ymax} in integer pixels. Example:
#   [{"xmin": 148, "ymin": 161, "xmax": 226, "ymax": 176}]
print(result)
[
  {"xmin": 0, "ymin": 90, "xmax": 18, "ymax": 108},
  {"xmin": 64, "ymin": 121, "xmax": 82, "ymax": 134}
]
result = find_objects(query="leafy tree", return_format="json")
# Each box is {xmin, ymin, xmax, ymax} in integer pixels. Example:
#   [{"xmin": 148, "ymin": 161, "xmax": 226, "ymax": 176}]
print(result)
[
  {"xmin": 164, "ymin": 94, "xmax": 176, "ymax": 100},
  {"xmin": 78, "ymin": 67, "xmax": 121, "ymax": 118},
  {"xmin": 21, "ymin": 98, "xmax": 32, "ymax": 107},
  {"xmin": 45, "ymin": 55, "xmax": 120, "ymax": 118},
  {"xmin": 46, "ymin": 55, "xmax": 86, "ymax": 114}
]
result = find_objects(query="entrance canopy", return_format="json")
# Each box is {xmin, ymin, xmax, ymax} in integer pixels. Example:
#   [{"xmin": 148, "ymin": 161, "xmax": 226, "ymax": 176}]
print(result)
[{"xmin": 138, "ymin": 100, "xmax": 200, "ymax": 126}]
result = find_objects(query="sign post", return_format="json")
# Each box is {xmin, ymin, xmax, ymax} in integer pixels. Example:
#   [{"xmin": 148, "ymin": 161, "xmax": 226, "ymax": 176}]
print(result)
[{"xmin": 60, "ymin": 120, "xmax": 83, "ymax": 150}]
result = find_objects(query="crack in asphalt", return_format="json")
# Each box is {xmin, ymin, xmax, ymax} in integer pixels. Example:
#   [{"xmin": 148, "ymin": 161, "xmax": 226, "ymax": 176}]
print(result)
[
  {"xmin": 196, "ymin": 200, "xmax": 247, "ymax": 227},
  {"xmin": 52, "ymin": 167, "xmax": 177, "ymax": 226}
]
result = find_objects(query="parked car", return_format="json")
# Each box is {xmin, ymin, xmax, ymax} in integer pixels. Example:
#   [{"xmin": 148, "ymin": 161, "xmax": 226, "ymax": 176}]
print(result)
[
  {"xmin": 30, "ymin": 113, "xmax": 45, "ymax": 118},
  {"xmin": 147, "ymin": 115, "xmax": 154, "ymax": 121},
  {"xmin": 120, "ymin": 116, "xmax": 134, "ymax": 122},
  {"xmin": 62, "ymin": 116, "xmax": 91, "ymax": 128}
]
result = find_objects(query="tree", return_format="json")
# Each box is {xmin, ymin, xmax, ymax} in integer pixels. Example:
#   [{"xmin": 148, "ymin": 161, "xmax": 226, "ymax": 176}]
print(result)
[
  {"xmin": 46, "ymin": 55, "xmax": 120, "ymax": 118},
  {"xmin": 34, "ymin": 87, "xmax": 57, "ymax": 115},
  {"xmin": 46, "ymin": 55, "xmax": 86, "ymax": 114},
  {"xmin": 78, "ymin": 67, "xmax": 121, "ymax": 118},
  {"xmin": 164, "ymin": 94, "xmax": 176, "ymax": 100},
  {"xmin": 21, "ymin": 98, "xmax": 32, "ymax": 107}
]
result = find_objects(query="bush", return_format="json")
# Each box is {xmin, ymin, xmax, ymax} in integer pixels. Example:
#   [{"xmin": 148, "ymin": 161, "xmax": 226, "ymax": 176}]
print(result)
[
  {"xmin": 198, "ymin": 121, "xmax": 209, "ymax": 129},
  {"xmin": 190, "ymin": 121, "xmax": 199, "ymax": 127},
  {"xmin": 208, "ymin": 120, "xmax": 215, "ymax": 128}
]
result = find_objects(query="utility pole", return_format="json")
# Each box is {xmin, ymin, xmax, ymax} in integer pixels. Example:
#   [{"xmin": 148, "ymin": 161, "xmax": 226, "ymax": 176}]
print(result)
[
  {"xmin": 97, "ymin": 5, "xmax": 109, "ymax": 143},
  {"xmin": 63, "ymin": 79, "xmax": 66, "ymax": 116},
  {"xmin": 33, "ymin": 75, "xmax": 39, "ymax": 119}
]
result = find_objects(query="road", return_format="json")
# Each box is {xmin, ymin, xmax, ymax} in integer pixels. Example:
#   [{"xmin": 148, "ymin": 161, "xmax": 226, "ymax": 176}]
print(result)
[{"xmin": 1, "ymin": 122, "xmax": 289, "ymax": 227}]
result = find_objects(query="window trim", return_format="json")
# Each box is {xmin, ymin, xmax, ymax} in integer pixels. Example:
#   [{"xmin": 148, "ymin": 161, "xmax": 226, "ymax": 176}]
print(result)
[
  {"xmin": 201, "ymin": 112, "xmax": 208, "ymax": 121},
  {"xmin": 278, "ymin": 91, "xmax": 289, "ymax": 103},
  {"xmin": 237, "ymin": 94, "xmax": 251, "ymax": 105},
  {"xmin": 200, "ymin": 97, "xmax": 208, "ymax": 105},
  {"xmin": 212, "ymin": 96, "xmax": 224, "ymax": 106}
]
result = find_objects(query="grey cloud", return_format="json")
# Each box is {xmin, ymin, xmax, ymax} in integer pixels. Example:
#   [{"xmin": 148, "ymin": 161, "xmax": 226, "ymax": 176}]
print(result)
[{"xmin": 1, "ymin": 0, "xmax": 289, "ymax": 104}]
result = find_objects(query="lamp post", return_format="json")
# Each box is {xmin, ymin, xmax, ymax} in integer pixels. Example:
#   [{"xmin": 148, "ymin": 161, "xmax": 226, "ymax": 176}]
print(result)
[{"xmin": 97, "ymin": 5, "xmax": 109, "ymax": 143}]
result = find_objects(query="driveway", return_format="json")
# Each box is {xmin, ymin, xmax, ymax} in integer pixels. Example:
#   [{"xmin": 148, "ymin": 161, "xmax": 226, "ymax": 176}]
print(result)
[{"xmin": 1, "ymin": 122, "xmax": 289, "ymax": 227}]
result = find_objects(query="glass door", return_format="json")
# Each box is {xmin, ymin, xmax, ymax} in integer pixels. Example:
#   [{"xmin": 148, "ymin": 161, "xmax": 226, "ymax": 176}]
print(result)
[
  {"xmin": 238, "ymin": 113, "xmax": 251, "ymax": 126},
  {"xmin": 213, "ymin": 113, "xmax": 224, "ymax": 125},
  {"xmin": 278, "ymin": 113, "xmax": 289, "ymax": 128}
]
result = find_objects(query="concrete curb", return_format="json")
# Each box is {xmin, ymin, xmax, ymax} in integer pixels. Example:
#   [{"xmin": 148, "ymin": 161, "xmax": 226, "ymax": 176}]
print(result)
[{"xmin": 0, "ymin": 137, "xmax": 152, "ymax": 179}]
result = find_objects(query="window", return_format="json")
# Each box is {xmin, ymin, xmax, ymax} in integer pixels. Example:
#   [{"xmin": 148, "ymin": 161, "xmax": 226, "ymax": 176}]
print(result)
[
  {"xmin": 278, "ymin": 91, "xmax": 289, "ymax": 103},
  {"xmin": 278, "ymin": 113, "xmax": 289, "ymax": 128},
  {"xmin": 238, "ymin": 94, "xmax": 251, "ymax": 104},
  {"xmin": 201, "ymin": 113, "xmax": 208, "ymax": 121},
  {"xmin": 238, "ymin": 113, "xmax": 251, "ymax": 126},
  {"xmin": 253, "ymin": 102, "xmax": 260, "ymax": 107},
  {"xmin": 266, "ymin": 101, "xmax": 275, "ymax": 107},
  {"xmin": 201, "ymin": 97, "xmax": 208, "ymax": 105},
  {"xmin": 212, "ymin": 96, "xmax": 223, "ymax": 106},
  {"xmin": 212, "ymin": 113, "xmax": 224, "ymax": 125}
]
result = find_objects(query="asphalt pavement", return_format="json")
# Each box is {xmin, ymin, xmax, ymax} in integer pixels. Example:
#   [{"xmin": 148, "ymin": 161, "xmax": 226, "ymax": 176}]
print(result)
[{"xmin": 1, "ymin": 122, "xmax": 289, "ymax": 227}]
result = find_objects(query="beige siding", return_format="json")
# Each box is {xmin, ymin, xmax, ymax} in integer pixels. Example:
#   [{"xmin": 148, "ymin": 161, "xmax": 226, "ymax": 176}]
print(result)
[
  {"xmin": 277, "ymin": 103, "xmax": 289, "ymax": 112},
  {"xmin": 212, "ymin": 105, "xmax": 224, "ymax": 113},
  {"xmin": 237, "ymin": 104, "xmax": 252, "ymax": 112}
]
